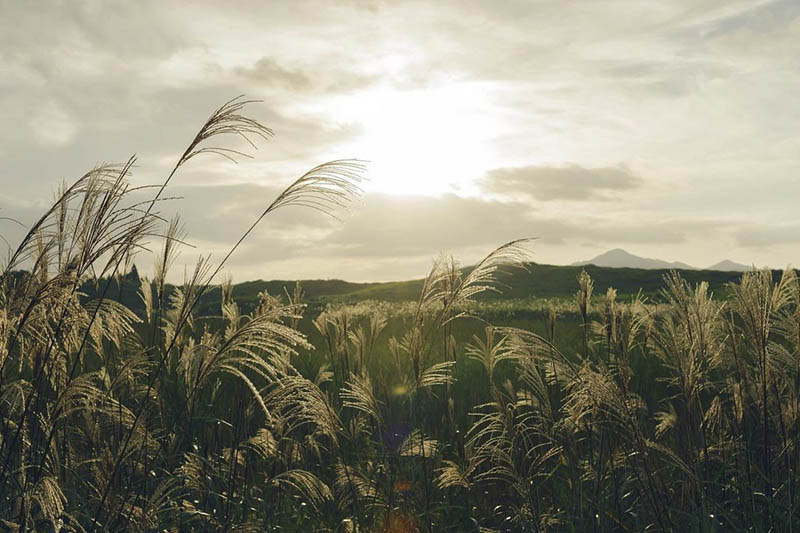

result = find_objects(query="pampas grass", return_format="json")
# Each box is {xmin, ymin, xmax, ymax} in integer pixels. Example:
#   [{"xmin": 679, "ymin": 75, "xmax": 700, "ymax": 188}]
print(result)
[{"xmin": 1, "ymin": 98, "xmax": 799, "ymax": 531}]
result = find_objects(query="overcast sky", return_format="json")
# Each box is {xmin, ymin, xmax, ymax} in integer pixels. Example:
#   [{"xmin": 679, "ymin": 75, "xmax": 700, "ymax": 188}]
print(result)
[{"xmin": 1, "ymin": 0, "xmax": 799, "ymax": 281}]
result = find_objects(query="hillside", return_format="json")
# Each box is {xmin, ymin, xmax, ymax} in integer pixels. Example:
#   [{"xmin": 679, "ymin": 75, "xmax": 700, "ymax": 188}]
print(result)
[
  {"xmin": 82, "ymin": 262, "xmax": 781, "ymax": 317},
  {"xmin": 333, "ymin": 262, "xmax": 754, "ymax": 303}
]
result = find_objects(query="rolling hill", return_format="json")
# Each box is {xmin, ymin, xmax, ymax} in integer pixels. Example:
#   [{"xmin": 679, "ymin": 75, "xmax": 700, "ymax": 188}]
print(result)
[
  {"xmin": 83, "ymin": 261, "xmax": 780, "ymax": 318},
  {"xmin": 185, "ymin": 263, "xmax": 764, "ymax": 314}
]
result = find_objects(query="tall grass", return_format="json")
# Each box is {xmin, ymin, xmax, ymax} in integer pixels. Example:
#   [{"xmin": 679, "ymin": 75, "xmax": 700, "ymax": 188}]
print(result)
[{"xmin": 1, "ymin": 100, "xmax": 799, "ymax": 531}]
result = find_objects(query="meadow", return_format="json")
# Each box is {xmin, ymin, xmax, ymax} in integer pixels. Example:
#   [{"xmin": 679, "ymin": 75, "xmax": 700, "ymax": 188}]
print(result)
[{"xmin": 1, "ymin": 99, "xmax": 799, "ymax": 532}]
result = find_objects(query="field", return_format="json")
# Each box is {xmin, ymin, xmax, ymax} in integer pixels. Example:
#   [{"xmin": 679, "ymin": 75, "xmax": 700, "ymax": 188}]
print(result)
[{"xmin": 1, "ymin": 100, "xmax": 799, "ymax": 532}]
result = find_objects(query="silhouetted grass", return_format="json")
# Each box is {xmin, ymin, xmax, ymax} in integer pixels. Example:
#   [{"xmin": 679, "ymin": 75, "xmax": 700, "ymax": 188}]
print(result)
[{"xmin": 1, "ymin": 99, "xmax": 798, "ymax": 532}]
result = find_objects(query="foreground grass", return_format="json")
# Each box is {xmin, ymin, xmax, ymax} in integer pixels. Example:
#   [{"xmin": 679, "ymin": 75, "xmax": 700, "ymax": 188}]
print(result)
[{"xmin": 1, "ymin": 100, "xmax": 798, "ymax": 532}]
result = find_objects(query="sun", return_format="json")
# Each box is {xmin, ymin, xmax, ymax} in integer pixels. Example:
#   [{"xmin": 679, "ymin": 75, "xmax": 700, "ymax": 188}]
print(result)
[{"xmin": 322, "ymin": 82, "xmax": 502, "ymax": 196}]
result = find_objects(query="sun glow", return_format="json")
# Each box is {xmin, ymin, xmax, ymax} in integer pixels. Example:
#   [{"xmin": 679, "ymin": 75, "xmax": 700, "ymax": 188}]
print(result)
[{"xmin": 321, "ymin": 83, "xmax": 503, "ymax": 196}]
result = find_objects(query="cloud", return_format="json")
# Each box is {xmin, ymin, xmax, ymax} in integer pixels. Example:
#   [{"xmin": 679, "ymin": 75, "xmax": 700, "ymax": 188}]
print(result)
[
  {"xmin": 176, "ymin": 190, "xmax": 730, "ymax": 282},
  {"xmin": 326, "ymin": 193, "xmax": 535, "ymax": 256},
  {"xmin": 735, "ymin": 223, "xmax": 800, "ymax": 248},
  {"xmin": 482, "ymin": 164, "xmax": 643, "ymax": 201},
  {"xmin": 0, "ymin": 178, "xmax": 733, "ymax": 282},
  {"xmin": 2, "ymin": 1, "xmax": 800, "ymax": 277},
  {"xmin": 30, "ymin": 102, "xmax": 79, "ymax": 147},
  {"xmin": 150, "ymin": 188, "xmax": 721, "ymax": 276},
  {"xmin": 237, "ymin": 57, "xmax": 312, "ymax": 90},
  {"xmin": 236, "ymin": 56, "xmax": 377, "ymax": 94}
]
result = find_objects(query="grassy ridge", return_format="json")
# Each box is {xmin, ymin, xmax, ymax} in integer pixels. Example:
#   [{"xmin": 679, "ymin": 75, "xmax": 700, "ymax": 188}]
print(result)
[
  {"xmin": 87, "ymin": 262, "xmax": 757, "ymax": 318},
  {"xmin": 337, "ymin": 263, "xmax": 758, "ymax": 302},
  {"xmin": 184, "ymin": 263, "xmax": 762, "ymax": 314}
]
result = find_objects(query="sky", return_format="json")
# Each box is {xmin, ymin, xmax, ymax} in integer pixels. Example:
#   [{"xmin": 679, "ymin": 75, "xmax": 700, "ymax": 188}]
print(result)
[{"xmin": 1, "ymin": 0, "xmax": 799, "ymax": 281}]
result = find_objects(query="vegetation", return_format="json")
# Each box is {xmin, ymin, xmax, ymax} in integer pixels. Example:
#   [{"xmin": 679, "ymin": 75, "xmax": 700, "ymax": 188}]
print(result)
[
  {"xmin": 99, "ymin": 262, "xmax": 763, "ymax": 317},
  {"xmin": 2, "ymin": 99, "xmax": 799, "ymax": 532}
]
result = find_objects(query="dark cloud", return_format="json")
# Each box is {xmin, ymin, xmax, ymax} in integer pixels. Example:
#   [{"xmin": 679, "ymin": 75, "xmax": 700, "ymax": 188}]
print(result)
[{"xmin": 482, "ymin": 164, "xmax": 643, "ymax": 201}]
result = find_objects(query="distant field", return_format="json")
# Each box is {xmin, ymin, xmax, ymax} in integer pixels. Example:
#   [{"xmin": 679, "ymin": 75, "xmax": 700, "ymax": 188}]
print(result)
[
  {"xmin": 197, "ymin": 262, "xmax": 770, "ymax": 308},
  {"xmin": 83, "ymin": 261, "xmax": 762, "ymax": 324}
]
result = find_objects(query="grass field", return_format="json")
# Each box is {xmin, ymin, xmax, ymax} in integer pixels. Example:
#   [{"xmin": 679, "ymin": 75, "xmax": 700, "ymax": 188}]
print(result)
[{"xmin": 2, "ymin": 100, "xmax": 798, "ymax": 532}]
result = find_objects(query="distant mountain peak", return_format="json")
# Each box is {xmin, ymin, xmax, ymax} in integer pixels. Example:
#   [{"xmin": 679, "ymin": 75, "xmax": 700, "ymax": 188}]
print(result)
[
  {"xmin": 707, "ymin": 259, "xmax": 751, "ymax": 272},
  {"xmin": 572, "ymin": 249, "xmax": 696, "ymax": 270}
]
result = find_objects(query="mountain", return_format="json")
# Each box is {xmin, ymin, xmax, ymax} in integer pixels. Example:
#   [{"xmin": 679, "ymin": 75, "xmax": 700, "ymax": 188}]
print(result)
[
  {"xmin": 572, "ymin": 249, "xmax": 696, "ymax": 270},
  {"xmin": 707, "ymin": 260, "xmax": 751, "ymax": 272}
]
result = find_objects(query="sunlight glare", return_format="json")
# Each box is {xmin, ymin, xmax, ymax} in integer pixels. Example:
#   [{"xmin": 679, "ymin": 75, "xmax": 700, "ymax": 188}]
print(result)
[{"xmin": 327, "ymin": 83, "xmax": 501, "ymax": 196}]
